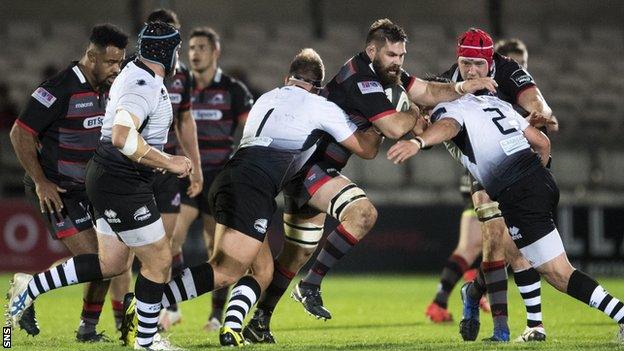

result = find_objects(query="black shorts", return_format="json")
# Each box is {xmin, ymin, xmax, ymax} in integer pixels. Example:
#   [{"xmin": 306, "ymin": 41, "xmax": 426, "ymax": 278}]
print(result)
[
  {"xmin": 283, "ymin": 161, "xmax": 341, "ymax": 216},
  {"xmin": 180, "ymin": 168, "xmax": 221, "ymax": 215},
  {"xmin": 153, "ymin": 172, "xmax": 180, "ymax": 214},
  {"xmin": 497, "ymin": 167, "xmax": 560, "ymax": 250},
  {"xmin": 208, "ymin": 165, "xmax": 277, "ymax": 242},
  {"xmin": 86, "ymin": 160, "xmax": 164, "ymax": 246},
  {"xmin": 25, "ymin": 183, "xmax": 94, "ymax": 240}
]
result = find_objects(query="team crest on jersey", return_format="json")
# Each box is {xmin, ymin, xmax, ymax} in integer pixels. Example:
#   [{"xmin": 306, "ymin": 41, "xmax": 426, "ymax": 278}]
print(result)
[
  {"xmin": 208, "ymin": 93, "xmax": 225, "ymax": 105},
  {"xmin": 510, "ymin": 69, "xmax": 534, "ymax": 87},
  {"xmin": 254, "ymin": 218, "xmax": 268, "ymax": 234},
  {"xmin": 32, "ymin": 87, "xmax": 57, "ymax": 108},
  {"xmin": 357, "ymin": 81, "xmax": 384, "ymax": 94},
  {"xmin": 136, "ymin": 79, "xmax": 146, "ymax": 86},
  {"xmin": 169, "ymin": 93, "xmax": 182, "ymax": 104},
  {"xmin": 133, "ymin": 206, "xmax": 152, "ymax": 221}
]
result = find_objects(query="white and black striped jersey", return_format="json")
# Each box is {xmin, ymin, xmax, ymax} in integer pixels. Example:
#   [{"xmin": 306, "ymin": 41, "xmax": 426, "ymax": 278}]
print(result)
[
  {"xmin": 95, "ymin": 60, "xmax": 173, "ymax": 177},
  {"xmin": 431, "ymin": 94, "xmax": 541, "ymax": 199},
  {"xmin": 233, "ymin": 85, "xmax": 357, "ymax": 189}
]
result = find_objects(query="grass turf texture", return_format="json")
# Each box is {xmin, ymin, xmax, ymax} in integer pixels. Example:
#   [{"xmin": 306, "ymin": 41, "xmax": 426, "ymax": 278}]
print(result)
[{"xmin": 3, "ymin": 274, "xmax": 624, "ymax": 350}]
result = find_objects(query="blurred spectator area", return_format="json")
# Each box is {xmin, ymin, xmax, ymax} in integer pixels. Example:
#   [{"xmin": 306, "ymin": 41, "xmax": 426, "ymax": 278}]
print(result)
[{"xmin": 0, "ymin": 0, "xmax": 623, "ymax": 202}]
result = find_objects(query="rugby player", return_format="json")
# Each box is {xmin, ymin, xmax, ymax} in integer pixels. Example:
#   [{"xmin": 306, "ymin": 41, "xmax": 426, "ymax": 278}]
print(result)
[
  {"xmin": 423, "ymin": 29, "xmax": 555, "ymax": 341},
  {"xmin": 240, "ymin": 19, "xmax": 497, "ymax": 343},
  {"xmin": 7, "ymin": 21, "xmax": 191, "ymax": 350},
  {"xmin": 120, "ymin": 48, "xmax": 383, "ymax": 347},
  {"xmin": 165, "ymin": 26, "xmax": 254, "ymax": 332},
  {"xmin": 9, "ymin": 24, "xmax": 128, "ymax": 341},
  {"xmin": 425, "ymin": 33, "xmax": 554, "ymax": 336},
  {"xmin": 387, "ymin": 91, "xmax": 624, "ymax": 343},
  {"xmin": 113, "ymin": 8, "xmax": 203, "ymax": 333}
]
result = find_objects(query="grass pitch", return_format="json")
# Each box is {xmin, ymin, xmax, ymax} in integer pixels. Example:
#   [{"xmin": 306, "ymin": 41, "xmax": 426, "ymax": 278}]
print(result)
[{"xmin": 3, "ymin": 274, "xmax": 624, "ymax": 350}]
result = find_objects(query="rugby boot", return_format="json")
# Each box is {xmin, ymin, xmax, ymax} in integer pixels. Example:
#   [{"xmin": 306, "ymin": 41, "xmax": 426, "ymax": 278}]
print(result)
[
  {"xmin": 291, "ymin": 282, "xmax": 331, "ymax": 320},
  {"xmin": 459, "ymin": 282, "xmax": 480, "ymax": 341},
  {"xmin": 242, "ymin": 309, "xmax": 276, "ymax": 343}
]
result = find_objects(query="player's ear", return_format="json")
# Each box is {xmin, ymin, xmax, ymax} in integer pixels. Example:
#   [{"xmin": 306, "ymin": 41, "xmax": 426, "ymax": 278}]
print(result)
[
  {"xmin": 86, "ymin": 48, "xmax": 98, "ymax": 64},
  {"xmin": 365, "ymin": 42, "xmax": 377, "ymax": 58}
]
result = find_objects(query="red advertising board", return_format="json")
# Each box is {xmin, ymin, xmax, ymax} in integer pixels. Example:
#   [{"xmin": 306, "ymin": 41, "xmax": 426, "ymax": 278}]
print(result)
[{"xmin": 0, "ymin": 199, "xmax": 69, "ymax": 272}]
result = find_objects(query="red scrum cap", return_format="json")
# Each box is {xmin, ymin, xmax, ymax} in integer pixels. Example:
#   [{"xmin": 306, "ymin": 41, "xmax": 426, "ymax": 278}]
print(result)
[{"xmin": 457, "ymin": 28, "xmax": 494, "ymax": 69}]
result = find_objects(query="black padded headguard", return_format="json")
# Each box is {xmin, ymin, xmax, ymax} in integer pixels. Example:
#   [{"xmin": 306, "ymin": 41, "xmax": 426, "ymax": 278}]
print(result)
[{"xmin": 137, "ymin": 21, "xmax": 181, "ymax": 76}]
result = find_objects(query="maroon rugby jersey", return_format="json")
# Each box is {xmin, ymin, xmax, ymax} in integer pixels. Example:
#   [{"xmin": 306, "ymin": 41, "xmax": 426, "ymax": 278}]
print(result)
[
  {"xmin": 17, "ymin": 62, "xmax": 107, "ymax": 189},
  {"xmin": 163, "ymin": 62, "xmax": 193, "ymax": 154},
  {"xmin": 191, "ymin": 68, "xmax": 253, "ymax": 171}
]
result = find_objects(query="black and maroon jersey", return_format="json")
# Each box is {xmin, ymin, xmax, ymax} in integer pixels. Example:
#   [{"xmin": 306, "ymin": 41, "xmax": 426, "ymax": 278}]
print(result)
[
  {"xmin": 17, "ymin": 61, "xmax": 106, "ymax": 189},
  {"xmin": 319, "ymin": 51, "xmax": 415, "ymax": 167},
  {"xmin": 441, "ymin": 52, "xmax": 536, "ymax": 109},
  {"xmin": 163, "ymin": 62, "xmax": 192, "ymax": 154},
  {"xmin": 191, "ymin": 68, "xmax": 253, "ymax": 171}
]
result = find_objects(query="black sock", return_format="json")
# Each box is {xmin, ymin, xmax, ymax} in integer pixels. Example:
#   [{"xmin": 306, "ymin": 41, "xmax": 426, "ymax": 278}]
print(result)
[
  {"xmin": 514, "ymin": 268, "xmax": 542, "ymax": 328},
  {"xmin": 27, "ymin": 254, "xmax": 103, "ymax": 300},
  {"xmin": 257, "ymin": 261, "xmax": 296, "ymax": 316},
  {"xmin": 135, "ymin": 273, "xmax": 164, "ymax": 348},
  {"xmin": 433, "ymin": 254, "xmax": 469, "ymax": 308},
  {"xmin": 162, "ymin": 262, "xmax": 214, "ymax": 308},
  {"xmin": 567, "ymin": 270, "xmax": 624, "ymax": 323},
  {"xmin": 223, "ymin": 276, "xmax": 261, "ymax": 332}
]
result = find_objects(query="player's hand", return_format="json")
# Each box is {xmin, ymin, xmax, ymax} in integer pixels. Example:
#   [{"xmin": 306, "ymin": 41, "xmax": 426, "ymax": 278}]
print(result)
[
  {"xmin": 34, "ymin": 178, "xmax": 66, "ymax": 218},
  {"xmin": 387, "ymin": 139, "xmax": 421, "ymax": 164},
  {"xmin": 187, "ymin": 168, "xmax": 203, "ymax": 197},
  {"xmin": 461, "ymin": 77, "xmax": 498, "ymax": 94},
  {"xmin": 527, "ymin": 111, "xmax": 557, "ymax": 129},
  {"xmin": 413, "ymin": 114, "xmax": 431, "ymax": 135},
  {"xmin": 168, "ymin": 155, "xmax": 192, "ymax": 178}
]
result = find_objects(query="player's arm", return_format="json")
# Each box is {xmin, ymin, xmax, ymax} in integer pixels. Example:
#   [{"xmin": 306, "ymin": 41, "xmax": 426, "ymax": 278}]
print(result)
[
  {"xmin": 406, "ymin": 77, "xmax": 498, "ymax": 107},
  {"xmin": 522, "ymin": 125, "xmax": 551, "ymax": 166},
  {"xmin": 112, "ymin": 109, "xmax": 191, "ymax": 177},
  {"xmin": 372, "ymin": 105, "xmax": 419, "ymax": 139},
  {"xmin": 517, "ymin": 86, "xmax": 558, "ymax": 132},
  {"xmin": 387, "ymin": 118, "xmax": 461, "ymax": 164},
  {"xmin": 10, "ymin": 123, "xmax": 66, "ymax": 216},
  {"xmin": 340, "ymin": 127, "xmax": 383, "ymax": 159},
  {"xmin": 175, "ymin": 109, "xmax": 203, "ymax": 196}
]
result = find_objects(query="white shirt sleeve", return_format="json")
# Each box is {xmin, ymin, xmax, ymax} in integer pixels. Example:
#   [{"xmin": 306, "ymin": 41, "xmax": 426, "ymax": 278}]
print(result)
[
  {"xmin": 431, "ymin": 102, "xmax": 464, "ymax": 126},
  {"xmin": 316, "ymin": 100, "xmax": 358, "ymax": 142},
  {"xmin": 116, "ymin": 77, "xmax": 159, "ymax": 124},
  {"xmin": 514, "ymin": 110, "xmax": 531, "ymax": 131}
]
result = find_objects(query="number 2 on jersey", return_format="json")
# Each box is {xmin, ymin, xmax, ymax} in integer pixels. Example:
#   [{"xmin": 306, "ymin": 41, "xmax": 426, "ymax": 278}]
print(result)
[{"xmin": 483, "ymin": 107, "xmax": 516, "ymax": 135}]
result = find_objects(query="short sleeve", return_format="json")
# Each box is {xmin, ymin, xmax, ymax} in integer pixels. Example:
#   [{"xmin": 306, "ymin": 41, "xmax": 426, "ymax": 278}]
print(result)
[
  {"xmin": 17, "ymin": 82, "xmax": 67, "ymax": 135},
  {"xmin": 348, "ymin": 75, "xmax": 396, "ymax": 122},
  {"xmin": 513, "ymin": 110, "xmax": 530, "ymax": 131},
  {"xmin": 400, "ymin": 70, "xmax": 416, "ymax": 92},
  {"xmin": 116, "ymin": 79, "xmax": 159, "ymax": 124},
  {"xmin": 231, "ymin": 80, "xmax": 254, "ymax": 120},
  {"xmin": 496, "ymin": 59, "xmax": 536, "ymax": 103},
  {"xmin": 430, "ymin": 103, "xmax": 464, "ymax": 127},
  {"xmin": 317, "ymin": 100, "xmax": 357, "ymax": 142}
]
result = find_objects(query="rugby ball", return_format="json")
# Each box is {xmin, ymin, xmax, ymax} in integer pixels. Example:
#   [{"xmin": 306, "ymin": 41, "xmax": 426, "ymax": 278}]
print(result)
[{"xmin": 385, "ymin": 84, "xmax": 410, "ymax": 112}]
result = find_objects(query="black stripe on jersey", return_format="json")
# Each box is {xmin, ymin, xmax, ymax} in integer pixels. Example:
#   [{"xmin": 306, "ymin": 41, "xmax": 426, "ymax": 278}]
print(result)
[
  {"xmin": 451, "ymin": 126, "xmax": 476, "ymax": 164},
  {"xmin": 255, "ymin": 108, "xmax": 274, "ymax": 137}
]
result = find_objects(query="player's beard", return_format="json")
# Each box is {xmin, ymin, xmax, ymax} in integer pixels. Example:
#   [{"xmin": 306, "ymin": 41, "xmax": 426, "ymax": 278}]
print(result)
[{"xmin": 372, "ymin": 57, "xmax": 401, "ymax": 87}]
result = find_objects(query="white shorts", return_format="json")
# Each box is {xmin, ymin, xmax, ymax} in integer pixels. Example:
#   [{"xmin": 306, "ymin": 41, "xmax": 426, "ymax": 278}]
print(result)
[
  {"xmin": 519, "ymin": 228, "xmax": 566, "ymax": 268},
  {"xmin": 96, "ymin": 217, "xmax": 166, "ymax": 247}
]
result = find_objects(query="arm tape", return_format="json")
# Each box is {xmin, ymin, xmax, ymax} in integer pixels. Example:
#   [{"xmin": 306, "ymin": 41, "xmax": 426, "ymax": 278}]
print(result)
[{"xmin": 113, "ymin": 109, "xmax": 148, "ymax": 158}]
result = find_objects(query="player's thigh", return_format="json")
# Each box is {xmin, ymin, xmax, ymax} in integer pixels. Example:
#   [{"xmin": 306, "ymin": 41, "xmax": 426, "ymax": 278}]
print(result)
[
  {"xmin": 61, "ymin": 227, "xmax": 99, "ymax": 254},
  {"xmin": 161, "ymin": 213, "xmax": 178, "ymax": 240},
  {"xmin": 210, "ymin": 223, "xmax": 264, "ymax": 287},
  {"xmin": 97, "ymin": 231, "xmax": 132, "ymax": 277},
  {"xmin": 306, "ymin": 175, "xmax": 353, "ymax": 212}
]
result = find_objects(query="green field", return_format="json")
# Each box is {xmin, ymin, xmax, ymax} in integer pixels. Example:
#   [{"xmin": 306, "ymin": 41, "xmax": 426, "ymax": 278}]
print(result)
[{"xmin": 3, "ymin": 274, "xmax": 624, "ymax": 350}]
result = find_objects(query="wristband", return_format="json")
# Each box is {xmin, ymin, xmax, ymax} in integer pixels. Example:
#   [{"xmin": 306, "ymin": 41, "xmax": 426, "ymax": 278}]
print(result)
[{"xmin": 414, "ymin": 136, "xmax": 426, "ymax": 149}]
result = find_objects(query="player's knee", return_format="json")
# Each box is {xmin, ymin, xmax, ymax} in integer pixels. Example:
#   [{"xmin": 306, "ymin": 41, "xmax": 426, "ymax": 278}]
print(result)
[
  {"xmin": 349, "ymin": 200, "xmax": 377, "ymax": 232},
  {"xmin": 283, "ymin": 221, "xmax": 323, "ymax": 250},
  {"xmin": 327, "ymin": 184, "xmax": 370, "ymax": 226}
]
